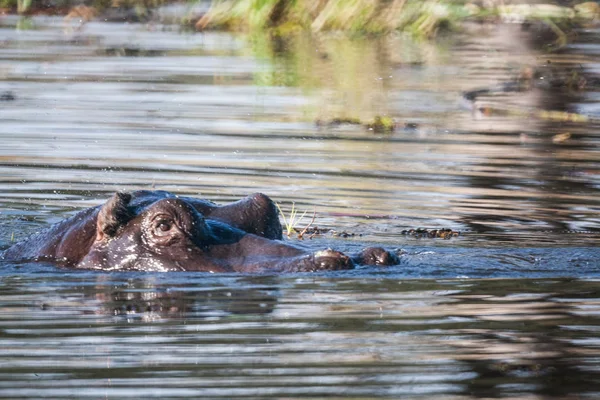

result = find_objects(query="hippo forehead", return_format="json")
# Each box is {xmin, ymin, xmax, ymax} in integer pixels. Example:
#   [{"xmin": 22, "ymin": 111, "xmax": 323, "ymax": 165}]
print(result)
[{"xmin": 135, "ymin": 197, "xmax": 205, "ymax": 224}]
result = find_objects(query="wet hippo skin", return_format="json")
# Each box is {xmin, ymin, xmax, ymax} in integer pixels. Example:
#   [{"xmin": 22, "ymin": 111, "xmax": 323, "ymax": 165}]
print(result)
[{"xmin": 2, "ymin": 190, "xmax": 399, "ymax": 272}]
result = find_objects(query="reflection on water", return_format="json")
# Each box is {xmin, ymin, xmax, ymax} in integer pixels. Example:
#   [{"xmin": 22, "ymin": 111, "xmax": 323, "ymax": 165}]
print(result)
[
  {"xmin": 0, "ymin": 17, "xmax": 598, "ymax": 241},
  {"xmin": 0, "ymin": 14, "xmax": 600, "ymax": 399},
  {"xmin": 1, "ymin": 272, "xmax": 600, "ymax": 398}
]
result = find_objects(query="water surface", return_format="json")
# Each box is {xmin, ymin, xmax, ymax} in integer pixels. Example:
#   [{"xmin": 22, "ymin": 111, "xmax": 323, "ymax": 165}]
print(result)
[{"xmin": 0, "ymin": 15, "xmax": 599, "ymax": 399}]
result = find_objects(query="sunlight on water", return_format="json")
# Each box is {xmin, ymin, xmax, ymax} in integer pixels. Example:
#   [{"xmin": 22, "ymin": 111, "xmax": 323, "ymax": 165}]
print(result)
[
  {"xmin": 0, "ymin": 273, "xmax": 600, "ymax": 398},
  {"xmin": 0, "ymin": 18, "xmax": 599, "ymax": 240},
  {"xmin": 0, "ymin": 14, "xmax": 599, "ymax": 399}
]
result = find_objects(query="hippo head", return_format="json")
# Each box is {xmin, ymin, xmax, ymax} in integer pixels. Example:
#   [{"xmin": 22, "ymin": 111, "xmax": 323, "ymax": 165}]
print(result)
[{"xmin": 79, "ymin": 192, "xmax": 218, "ymax": 271}]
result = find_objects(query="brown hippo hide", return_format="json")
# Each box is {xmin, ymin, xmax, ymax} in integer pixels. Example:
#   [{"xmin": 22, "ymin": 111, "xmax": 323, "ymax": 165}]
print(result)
[{"xmin": 2, "ymin": 190, "xmax": 398, "ymax": 272}]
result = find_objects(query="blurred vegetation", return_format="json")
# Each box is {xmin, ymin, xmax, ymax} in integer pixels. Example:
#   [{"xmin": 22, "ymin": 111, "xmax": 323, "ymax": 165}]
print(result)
[
  {"xmin": 2, "ymin": 0, "xmax": 598, "ymax": 41},
  {"xmin": 0, "ymin": 0, "xmax": 178, "ymax": 16},
  {"xmin": 0, "ymin": 0, "xmax": 174, "ymax": 9},
  {"xmin": 196, "ymin": 0, "xmax": 600, "ymax": 39},
  {"xmin": 245, "ymin": 30, "xmax": 438, "ymax": 126},
  {"xmin": 197, "ymin": 0, "xmax": 469, "ymax": 37}
]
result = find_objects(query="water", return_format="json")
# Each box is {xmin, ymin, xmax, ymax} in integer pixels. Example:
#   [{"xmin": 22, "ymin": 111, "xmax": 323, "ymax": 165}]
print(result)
[
  {"xmin": 0, "ymin": 14, "xmax": 599, "ymax": 398},
  {"xmin": 2, "ymin": 272, "xmax": 600, "ymax": 399}
]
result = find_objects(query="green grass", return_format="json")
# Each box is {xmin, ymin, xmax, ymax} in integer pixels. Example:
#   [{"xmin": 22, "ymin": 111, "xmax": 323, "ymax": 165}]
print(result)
[
  {"xmin": 198, "ymin": 0, "xmax": 599, "ymax": 40},
  {"xmin": 198, "ymin": 0, "xmax": 477, "ymax": 36},
  {"xmin": 275, "ymin": 201, "xmax": 308, "ymax": 238},
  {"xmin": 4, "ymin": 0, "xmax": 595, "ymax": 41}
]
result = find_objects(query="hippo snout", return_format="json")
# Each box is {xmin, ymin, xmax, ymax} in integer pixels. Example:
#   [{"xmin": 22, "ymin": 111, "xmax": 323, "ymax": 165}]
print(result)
[{"xmin": 299, "ymin": 249, "xmax": 354, "ymax": 272}]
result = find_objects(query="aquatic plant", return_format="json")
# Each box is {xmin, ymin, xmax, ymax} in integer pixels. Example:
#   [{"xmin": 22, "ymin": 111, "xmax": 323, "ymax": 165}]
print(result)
[
  {"xmin": 197, "ymin": 0, "xmax": 466, "ymax": 36},
  {"xmin": 275, "ymin": 201, "xmax": 309, "ymax": 238},
  {"xmin": 366, "ymin": 115, "xmax": 395, "ymax": 133},
  {"xmin": 17, "ymin": 0, "xmax": 31, "ymax": 13},
  {"xmin": 197, "ymin": 0, "xmax": 598, "ymax": 41},
  {"xmin": 197, "ymin": 0, "xmax": 465, "ymax": 36},
  {"xmin": 196, "ymin": 0, "xmax": 293, "ymax": 31},
  {"xmin": 4, "ymin": 0, "xmax": 595, "ymax": 43},
  {"xmin": 0, "ymin": 0, "xmax": 32, "ymax": 13}
]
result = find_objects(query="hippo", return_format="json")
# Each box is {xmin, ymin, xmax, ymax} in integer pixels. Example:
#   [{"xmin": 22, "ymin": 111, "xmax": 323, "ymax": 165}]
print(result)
[{"xmin": 1, "ymin": 190, "xmax": 399, "ymax": 272}]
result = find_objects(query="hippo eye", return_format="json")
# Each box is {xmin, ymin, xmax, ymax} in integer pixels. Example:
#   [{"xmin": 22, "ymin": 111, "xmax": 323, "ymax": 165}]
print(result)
[
  {"xmin": 158, "ymin": 222, "xmax": 171, "ymax": 231},
  {"xmin": 153, "ymin": 219, "xmax": 174, "ymax": 236}
]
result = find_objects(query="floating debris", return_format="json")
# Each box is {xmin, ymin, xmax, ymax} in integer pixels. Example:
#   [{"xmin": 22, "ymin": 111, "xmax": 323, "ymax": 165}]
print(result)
[
  {"xmin": 316, "ymin": 115, "xmax": 419, "ymax": 133},
  {"xmin": 400, "ymin": 228, "xmax": 460, "ymax": 239},
  {"xmin": 331, "ymin": 230, "xmax": 362, "ymax": 238},
  {"xmin": 315, "ymin": 117, "xmax": 362, "ymax": 128},
  {"xmin": 366, "ymin": 115, "xmax": 395, "ymax": 133},
  {"xmin": 552, "ymin": 132, "xmax": 572, "ymax": 144},
  {"xmin": 0, "ymin": 91, "xmax": 16, "ymax": 101}
]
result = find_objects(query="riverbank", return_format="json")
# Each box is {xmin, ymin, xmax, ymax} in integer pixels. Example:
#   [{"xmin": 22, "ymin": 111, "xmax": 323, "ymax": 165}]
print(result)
[{"xmin": 2, "ymin": 0, "xmax": 599, "ymax": 44}]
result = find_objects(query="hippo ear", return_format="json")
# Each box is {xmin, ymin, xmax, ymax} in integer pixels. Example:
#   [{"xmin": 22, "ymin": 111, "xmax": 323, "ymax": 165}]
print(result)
[{"xmin": 97, "ymin": 192, "xmax": 133, "ymax": 240}]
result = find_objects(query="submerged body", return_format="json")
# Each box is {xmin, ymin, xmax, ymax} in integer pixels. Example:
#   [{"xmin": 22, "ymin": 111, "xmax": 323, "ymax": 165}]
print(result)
[{"xmin": 2, "ymin": 191, "xmax": 398, "ymax": 272}]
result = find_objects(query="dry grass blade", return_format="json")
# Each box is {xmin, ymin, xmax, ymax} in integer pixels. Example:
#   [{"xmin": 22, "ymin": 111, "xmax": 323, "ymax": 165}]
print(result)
[
  {"xmin": 297, "ymin": 208, "xmax": 316, "ymax": 240},
  {"xmin": 275, "ymin": 201, "xmax": 308, "ymax": 238}
]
